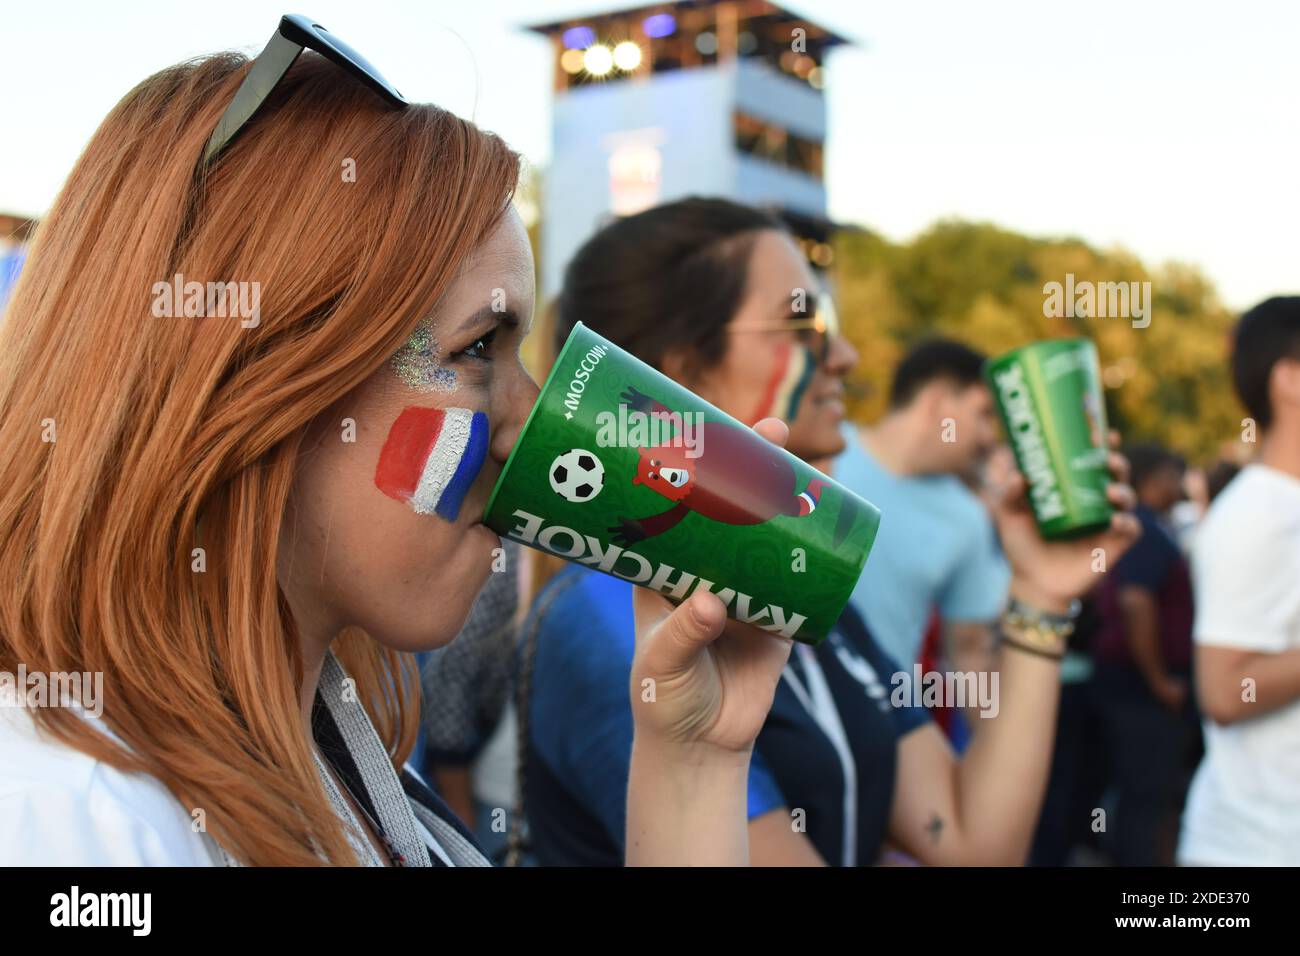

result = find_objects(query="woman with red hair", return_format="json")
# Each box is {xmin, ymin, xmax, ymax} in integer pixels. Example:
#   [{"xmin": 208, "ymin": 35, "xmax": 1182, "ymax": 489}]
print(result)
[{"xmin": 0, "ymin": 15, "xmax": 791, "ymax": 866}]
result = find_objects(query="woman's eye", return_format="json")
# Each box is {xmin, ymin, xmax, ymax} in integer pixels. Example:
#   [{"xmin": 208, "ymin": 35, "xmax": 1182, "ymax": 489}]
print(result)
[{"xmin": 458, "ymin": 327, "xmax": 498, "ymax": 361}]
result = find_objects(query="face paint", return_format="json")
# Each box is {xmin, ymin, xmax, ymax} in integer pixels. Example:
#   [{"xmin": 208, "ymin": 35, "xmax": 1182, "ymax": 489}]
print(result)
[
  {"xmin": 748, "ymin": 341, "xmax": 816, "ymax": 425},
  {"xmin": 391, "ymin": 324, "xmax": 458, "ymax": 392},
  {"xmin": 375, "ymin": 407, "xmax": 489, "ymax": 521}
]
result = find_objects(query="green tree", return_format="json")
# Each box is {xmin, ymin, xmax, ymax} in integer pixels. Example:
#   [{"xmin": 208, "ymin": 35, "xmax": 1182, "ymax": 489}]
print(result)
[{"xmin": 832, "ymin": 220, "xmax": 1240, "ymax": 462}]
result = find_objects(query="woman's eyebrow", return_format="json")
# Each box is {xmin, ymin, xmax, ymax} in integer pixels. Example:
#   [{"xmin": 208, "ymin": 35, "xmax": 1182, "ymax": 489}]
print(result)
[{"xmin": 454, "ymin": 303, "xmax": 521, "ymax": 333}]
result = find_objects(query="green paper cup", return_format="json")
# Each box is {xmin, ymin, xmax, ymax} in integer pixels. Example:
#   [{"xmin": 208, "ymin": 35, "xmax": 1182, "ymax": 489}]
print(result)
[
  {"xmin": 483, "ymin": 322, "xmax": 881, "ymax": 645},
  {"xmin": 985, "ymin": 337, "xmax": 1113, "ymax": 540}
]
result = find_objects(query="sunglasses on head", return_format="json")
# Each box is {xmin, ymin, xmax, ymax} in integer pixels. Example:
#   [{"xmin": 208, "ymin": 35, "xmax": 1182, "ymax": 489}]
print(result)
[{"xmin": 202, "ymin": 13, "xmax": 407, "ymax": 167}]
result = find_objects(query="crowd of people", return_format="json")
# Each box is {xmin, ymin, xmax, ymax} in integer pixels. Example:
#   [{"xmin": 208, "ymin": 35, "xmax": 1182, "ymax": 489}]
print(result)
[
  {"xmin": 1, "ymin": 30, "xmax": 1297, "ymax": 868},
  {"xmin": 424, "ymin": 200, "xmax": 1298, "ymax": 869}
]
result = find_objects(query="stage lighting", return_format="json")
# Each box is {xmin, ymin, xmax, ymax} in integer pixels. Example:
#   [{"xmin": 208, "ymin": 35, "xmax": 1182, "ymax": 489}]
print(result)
[
  {"xmin": 642, "ymin": 13, "xmax": 676, "ymax": 38},
  {"xmin": 562, "ymin": 26, "xmax": 596, "ymax": 50},
  {"xmin": 613, "ymin": 41, "xmax": 642, "ymax": 71},
  {"xmin": 584, "ymin": 44, "xmax": 614, "ymax": 76},
  {"xmin": 560, "ymin": 49, "xmax": 585, "ymax": 74}
]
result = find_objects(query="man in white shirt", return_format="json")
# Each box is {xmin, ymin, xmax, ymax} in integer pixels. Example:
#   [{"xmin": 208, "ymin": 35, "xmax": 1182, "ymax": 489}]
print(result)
[{"xmin": 1179, "ymin": 296, "xmax": 1300, "ymax": 865}]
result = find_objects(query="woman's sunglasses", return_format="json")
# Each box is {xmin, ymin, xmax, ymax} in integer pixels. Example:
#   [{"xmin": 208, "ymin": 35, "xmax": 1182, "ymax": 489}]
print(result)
[
  {"xmin": 730, "ymin": 292, "xmax": 842, "ymax": 365},
  {"xmin": 202, "ymin": 13, "xmax": 407, "ymax": 167}
]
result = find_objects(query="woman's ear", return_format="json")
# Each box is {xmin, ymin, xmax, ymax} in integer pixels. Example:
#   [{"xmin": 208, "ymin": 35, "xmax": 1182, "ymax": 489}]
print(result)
[{"xmin": 915, "ymin": 378, "xmax": 950, "ymax": 419}]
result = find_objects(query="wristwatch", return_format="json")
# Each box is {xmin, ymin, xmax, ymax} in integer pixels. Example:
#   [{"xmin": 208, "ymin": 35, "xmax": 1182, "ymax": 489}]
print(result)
[{"xmin": 999, "ymin": 597, "xmax": 1082, "ymax": 660}]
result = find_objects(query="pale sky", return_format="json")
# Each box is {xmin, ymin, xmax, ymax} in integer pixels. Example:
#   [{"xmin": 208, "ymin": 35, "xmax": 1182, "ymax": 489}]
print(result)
[{"xmin": 2, "ymin": 0, "xmax": 1296, "ymax": 308}]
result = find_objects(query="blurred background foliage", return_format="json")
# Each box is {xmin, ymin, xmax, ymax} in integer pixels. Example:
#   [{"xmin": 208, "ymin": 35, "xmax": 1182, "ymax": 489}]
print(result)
[{"xmin": 832, "ymin": 220, "xmax": 1243, "ymax": 463}]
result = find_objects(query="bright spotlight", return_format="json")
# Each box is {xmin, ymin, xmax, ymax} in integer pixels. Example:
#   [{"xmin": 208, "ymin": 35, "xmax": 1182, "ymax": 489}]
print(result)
[
  {"xmin": 612, "ymin": 41, "xmax": 642, "ymax": 71},
  {"xmin": 583, "ymin": 44, "xmax": 614, "ymax": 76}
]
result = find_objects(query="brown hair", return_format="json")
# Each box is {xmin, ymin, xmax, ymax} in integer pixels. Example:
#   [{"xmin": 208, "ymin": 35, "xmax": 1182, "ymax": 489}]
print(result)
[
  {"xmin": 525, "ymin": 198, "xmax": 783, "ymax": 608},
  {"xmin": 0, "ymin": 51, "xmax": 519, "ymax": 865},
  {"xmin": 553, "ymin": 197, "xmax": 781, "ymax": 377}
]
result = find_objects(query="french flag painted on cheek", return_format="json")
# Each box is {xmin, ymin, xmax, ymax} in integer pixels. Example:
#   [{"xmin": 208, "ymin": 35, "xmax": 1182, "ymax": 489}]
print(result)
[{"xmin": 374, "ymin": 407, "xmax": 489, "ymax": 521}]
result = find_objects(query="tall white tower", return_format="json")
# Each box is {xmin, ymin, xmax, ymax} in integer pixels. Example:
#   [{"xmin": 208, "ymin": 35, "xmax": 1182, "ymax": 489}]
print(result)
[{"xmin": 527, "ymin": 1, "xmax": 848, "ymax": 298}]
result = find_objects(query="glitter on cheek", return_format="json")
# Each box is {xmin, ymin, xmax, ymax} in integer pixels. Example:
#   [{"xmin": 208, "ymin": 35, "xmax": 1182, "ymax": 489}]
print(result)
[{"xmin": 390, "ymin": 324, "xmax": 459, "ymax": 392}]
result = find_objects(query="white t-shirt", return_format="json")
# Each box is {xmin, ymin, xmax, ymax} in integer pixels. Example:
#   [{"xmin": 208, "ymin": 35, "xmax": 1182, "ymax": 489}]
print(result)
[
  {"xmin": 0, "ymin": 703, "xmax": 223, "ymax": 865},
  {"xmin": 0, "ymin": 699, "xmax": 455, "ymax": 866},
  {"xmin": 1178, "ymin": 463, "xmax": 1300, "ymax": 865}
]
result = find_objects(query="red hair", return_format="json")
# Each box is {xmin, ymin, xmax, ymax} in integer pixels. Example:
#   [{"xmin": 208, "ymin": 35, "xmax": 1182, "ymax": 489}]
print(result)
[{"xmin": 0, "ymin": 51, "xmax": 519, "ymax": 865}]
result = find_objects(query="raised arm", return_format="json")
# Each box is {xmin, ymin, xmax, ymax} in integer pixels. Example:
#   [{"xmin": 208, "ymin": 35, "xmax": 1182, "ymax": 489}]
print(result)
[
  {"xmin": 888, "ymin": 610, "xmax": 1066, "ymax": 865},
  {"xmin": 625, "ymin": 572, "xmax": 791, "ymax": 865},
  {"xmin": 624, "ymin": 418, "xmax": 793, "ymax": 866},
  {"xmin": 887, "ymin": 440, "xmax": 1139, "ymax": 865}
]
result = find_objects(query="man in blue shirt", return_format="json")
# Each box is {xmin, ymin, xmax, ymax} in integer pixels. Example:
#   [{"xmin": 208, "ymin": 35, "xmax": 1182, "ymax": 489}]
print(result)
[{"xmin": 833, "ymin": 339, "xmax": 1011, "ymax": 681}]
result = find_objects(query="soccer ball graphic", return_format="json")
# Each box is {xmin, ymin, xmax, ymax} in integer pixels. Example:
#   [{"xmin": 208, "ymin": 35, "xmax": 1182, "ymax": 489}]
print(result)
[{"xmin": 549, "ymin": 449, "xmax": 605, "ymax": 503}]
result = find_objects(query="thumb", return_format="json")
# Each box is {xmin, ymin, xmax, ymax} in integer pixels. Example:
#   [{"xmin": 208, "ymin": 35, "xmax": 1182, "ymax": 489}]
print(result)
[{"xmin": 633, "ymin": 587, "xmax": 727, "ymax": 676}]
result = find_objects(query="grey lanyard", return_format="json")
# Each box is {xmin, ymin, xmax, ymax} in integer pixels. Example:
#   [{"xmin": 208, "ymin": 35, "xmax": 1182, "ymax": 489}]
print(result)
[
  {"xmin": 781, "ymin": 644, "xmax": 858, "ymax": 867},
  {"xmin": 315, "ymin": 652, "xmax": 433, "ymax": 867}
]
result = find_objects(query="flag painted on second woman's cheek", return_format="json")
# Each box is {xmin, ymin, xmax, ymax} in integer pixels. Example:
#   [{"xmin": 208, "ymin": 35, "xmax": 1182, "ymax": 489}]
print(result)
[
  {"xmin": 374, "ymin": 407, "xmax": 489, "ymax": 521},
  {"xmin": 749, "ymin": 341, "xmax": 816, "ymax": 425}
]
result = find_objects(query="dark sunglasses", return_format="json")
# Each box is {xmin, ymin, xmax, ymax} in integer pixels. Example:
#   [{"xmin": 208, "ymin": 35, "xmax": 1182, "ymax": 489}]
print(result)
[{"xmin": 202, "ymin": 13, "xmax": 408, "ymax": 166}]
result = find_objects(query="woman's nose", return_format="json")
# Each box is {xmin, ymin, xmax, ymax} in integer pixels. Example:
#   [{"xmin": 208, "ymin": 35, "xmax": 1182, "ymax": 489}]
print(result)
[
  {"xmin": 826, "ymin": 332, "xmax": 859, "ymax": 375},
  {"xmin": 490, "ymin": 372, "xmax": 541, "ymax": 464}
]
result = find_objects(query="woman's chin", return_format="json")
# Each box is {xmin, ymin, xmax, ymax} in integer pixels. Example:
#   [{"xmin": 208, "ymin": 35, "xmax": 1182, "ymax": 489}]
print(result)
[
  {"xmin": 385, "ymin": 613, "xmax": 474, "ymax": 653},
  {"xmin": 381, "ymin": 550, "xmax": 500, "ymax": 653},
  {"xmin": 789, "ymin": 426, "xmax": 848, "ymax": 465}
]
